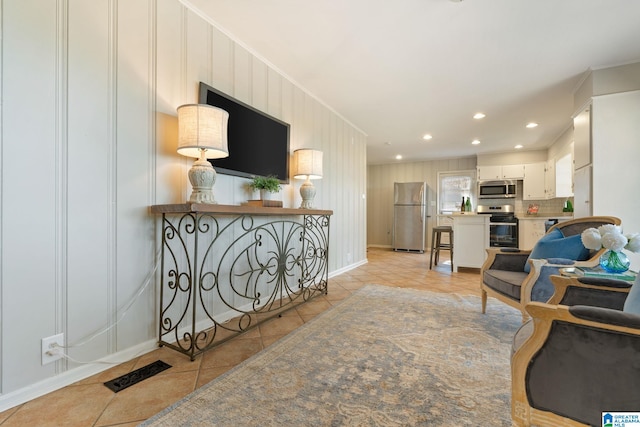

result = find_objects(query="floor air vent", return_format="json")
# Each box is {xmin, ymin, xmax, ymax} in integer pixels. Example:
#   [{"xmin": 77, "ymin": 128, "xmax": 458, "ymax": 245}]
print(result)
[{"xmin": 104, "ymin": 360, "xmax": 171, "ymax": 393}]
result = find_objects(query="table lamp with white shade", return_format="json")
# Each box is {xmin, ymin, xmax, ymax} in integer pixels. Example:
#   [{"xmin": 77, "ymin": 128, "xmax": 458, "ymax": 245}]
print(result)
[
  {"xmin": 177, "ymin": 104, "xmax": 229, "ymax": 204},
  {"xmin": 293, "ymin": 149, "xmax": 323, "ymax": 209}
]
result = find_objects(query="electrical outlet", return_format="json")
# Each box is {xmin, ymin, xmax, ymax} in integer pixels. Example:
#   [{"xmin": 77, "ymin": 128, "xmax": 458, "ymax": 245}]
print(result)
[{"xmin": 41, "ymin": 333, "xmax": 64, "ymax": 365}]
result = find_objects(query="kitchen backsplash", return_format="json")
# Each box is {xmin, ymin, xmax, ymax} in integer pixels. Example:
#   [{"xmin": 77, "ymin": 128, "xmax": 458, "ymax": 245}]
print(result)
[{"xmin": 514, "ymin": 181, "xmax": 573, "ymax": 216}]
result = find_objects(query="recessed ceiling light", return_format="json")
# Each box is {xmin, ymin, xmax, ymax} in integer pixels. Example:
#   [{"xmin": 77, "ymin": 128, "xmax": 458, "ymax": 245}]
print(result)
[
  {"xmin": 422, "ymin": 134, "xmax": 433, "ymax": 140},
  {"xmin": 473, "ymin": 113, "xmax": 486, "ymax": 119},
  {"xmin": 385, "ymin": 141, "xmax": 392, "ymax": 146},
  {"xmin": 395, "ymin": 155, "xmax": 403, "ymax": 160},
  {"xmin": 526, "ymin": 122, "xmax": 538, "ymax": 128},
  {"xmin": 515, "ymin": 144, "xmax": 523, "ymax": 149},
  {"xmin": 471, "ymin": 139, "xmax": 481, "ymax": 145}
]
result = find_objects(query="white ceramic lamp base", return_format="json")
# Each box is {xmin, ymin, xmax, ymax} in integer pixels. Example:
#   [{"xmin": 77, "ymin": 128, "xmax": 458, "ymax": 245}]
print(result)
[
  {"xmin": 188, "ymin": 158, "xmax": 217, "ymax": 204},
  {"xmin": 299, "ymin": 179, "xmax": 316, "ymax": 209}
]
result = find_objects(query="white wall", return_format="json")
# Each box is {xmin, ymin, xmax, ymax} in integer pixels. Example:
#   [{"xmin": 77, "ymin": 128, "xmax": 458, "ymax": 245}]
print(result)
[
  {"xmin": 0, "ymin": 0, "xmax": 367, "ymax": 408},
  {"xmin": 547, "ymin": 125, "xmax": 573, "ymax": 161},
  {"xmin": 573, "ymin": 63, "xmax": 640, "ymax": 271},
  {"xmin": 476, "ymin": 150, "xmax": 547, "ymax": 166},
  {"xmin": 367, "ymin": 157, "xmax": 476, "ymax": 248},
  {"xmin": 591, "ymin": 90, "xmax": 640, "ymax": 270}
]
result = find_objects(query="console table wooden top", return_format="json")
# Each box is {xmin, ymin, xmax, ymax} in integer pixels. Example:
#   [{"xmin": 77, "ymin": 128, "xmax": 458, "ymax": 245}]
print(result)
[{"xmin": 151, "ymin": 203, "xmax": 333, "ymax": 216}]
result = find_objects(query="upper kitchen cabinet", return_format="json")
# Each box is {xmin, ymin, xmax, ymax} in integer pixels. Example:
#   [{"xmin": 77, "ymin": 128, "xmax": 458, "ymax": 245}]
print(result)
[
  {"xmin": 477, "ymin": 164, "xmax": 524, "ymax": 180},
  {"xmin": 524, "ymin": 158, "xmax": 572, "ymax": 200},
  {"xmin": 573, "ymin": 107, "xmax": 591, "ymax": 169},
  {"xmin": 502, "ymin": 164, "xmax": 525, "ymax": 179},
  {"xmin": 477, "ymin": 165, "xmax": 502, "ymax": 180},
  {"xmin": 555, "ymin": 153, "xmax": 573, "ymax": 198},
  {"xmin": 544, "ymin": 159, "xmax": 555, "ymax": 199},
  {"xmin": 522, "ymin": 162, "xmax": 546, "ymax": 200}
]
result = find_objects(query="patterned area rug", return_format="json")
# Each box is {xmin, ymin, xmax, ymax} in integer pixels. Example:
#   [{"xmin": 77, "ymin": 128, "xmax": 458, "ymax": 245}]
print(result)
[{"xmin": 141, "ymin": 284, "xmax": 522, "ymax": 426}]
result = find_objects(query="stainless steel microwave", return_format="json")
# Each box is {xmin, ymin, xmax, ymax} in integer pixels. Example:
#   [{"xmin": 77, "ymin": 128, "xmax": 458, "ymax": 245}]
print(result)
[{"xmin": 478, "ymin": 180, "xmax": 517, "ymax": 199}]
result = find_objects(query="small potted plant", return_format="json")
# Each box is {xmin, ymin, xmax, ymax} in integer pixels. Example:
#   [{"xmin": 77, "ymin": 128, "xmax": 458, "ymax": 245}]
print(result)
[{"xmin": 250, "ymin": 175, "xmax": 282, "ymax": 200}]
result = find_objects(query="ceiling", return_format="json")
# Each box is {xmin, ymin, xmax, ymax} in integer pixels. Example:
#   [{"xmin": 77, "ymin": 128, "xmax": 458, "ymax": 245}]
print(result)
[{"xmin": 185, "ymin": 0, "xmax": 640, "ymax": 165}]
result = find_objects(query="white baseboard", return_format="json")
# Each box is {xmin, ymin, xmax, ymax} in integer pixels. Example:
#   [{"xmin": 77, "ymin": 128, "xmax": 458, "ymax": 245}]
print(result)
[
  {"xmin": 0, "ymin": 261, "xmax": 368, "ymax": 413},
  {"xmin": 0, "ymin": 339, "xmax": 158, "ymax": 413},
  {"xmin": 329, "ymin": 259, "xmax": 368, "ymax": 278}
]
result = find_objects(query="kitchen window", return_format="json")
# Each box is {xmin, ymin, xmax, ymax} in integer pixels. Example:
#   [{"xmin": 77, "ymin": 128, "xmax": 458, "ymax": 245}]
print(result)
[{"xmin": 437, "ymin": 170, "xmax": 476, "ymax": 215}]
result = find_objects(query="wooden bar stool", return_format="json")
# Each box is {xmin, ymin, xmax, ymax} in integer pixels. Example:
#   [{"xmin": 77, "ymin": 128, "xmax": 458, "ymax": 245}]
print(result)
[{"xmin": 430, "ymin": 226, "xmax": 453, "ymax": 271}]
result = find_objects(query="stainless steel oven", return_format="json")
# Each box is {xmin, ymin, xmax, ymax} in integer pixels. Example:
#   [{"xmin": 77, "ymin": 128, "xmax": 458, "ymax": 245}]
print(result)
[
  {"xmin": 488, "ymin": 214, "xmax": 519, "ymax": 248},
  {"xmin": 477, "ymin": 202, "xmax": 519, "ymax": 248},
  {"xmin": 478, "ymin": 180, "xmax": 517, "ymax": 199}
]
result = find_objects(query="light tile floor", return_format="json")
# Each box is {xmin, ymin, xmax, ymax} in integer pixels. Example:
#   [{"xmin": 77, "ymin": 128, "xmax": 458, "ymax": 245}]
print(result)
[{"xmin": 0, "ymin": 248, "xmax": 481, "ymax": 427}]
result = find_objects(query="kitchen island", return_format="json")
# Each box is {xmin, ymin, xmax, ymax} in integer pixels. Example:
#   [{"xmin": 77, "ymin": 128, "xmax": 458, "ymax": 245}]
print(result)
[{"xmin": 450, "ymin": 213, "xmax": 491, "ymax": 272}]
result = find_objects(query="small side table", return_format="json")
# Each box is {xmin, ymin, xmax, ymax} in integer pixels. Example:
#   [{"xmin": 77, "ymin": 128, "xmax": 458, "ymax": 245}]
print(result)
[{"xmin": 560, "ymin": 266, "xmax": 637, "ymax": 282}]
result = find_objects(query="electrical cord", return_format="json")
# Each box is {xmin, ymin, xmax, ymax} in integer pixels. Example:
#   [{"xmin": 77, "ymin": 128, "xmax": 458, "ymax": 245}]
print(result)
[{"xmin": 52, "ymin": 249, "xmax": 161, "ymax": 364}]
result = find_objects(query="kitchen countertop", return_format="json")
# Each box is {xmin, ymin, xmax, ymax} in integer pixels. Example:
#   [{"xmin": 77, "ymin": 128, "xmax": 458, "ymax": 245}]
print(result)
[
  {"xmin": 516, "ymin": 214, "xmax": 573, "ymax": 220},
  {"xmin": 441, "ymin": 213, "xmax": 574, "ymax": 220}
]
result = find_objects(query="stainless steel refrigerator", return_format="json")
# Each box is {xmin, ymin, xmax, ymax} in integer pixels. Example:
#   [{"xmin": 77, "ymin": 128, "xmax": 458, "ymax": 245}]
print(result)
[{"xmin": 393, "ymin": 182, "xmax": 427, "ymax": 252}]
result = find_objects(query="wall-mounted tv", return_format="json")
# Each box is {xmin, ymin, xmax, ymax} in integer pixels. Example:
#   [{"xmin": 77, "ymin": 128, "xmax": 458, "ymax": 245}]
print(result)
[{"xmin": 198, "ymin": 82, "xmax": 290, "ymax": 183}]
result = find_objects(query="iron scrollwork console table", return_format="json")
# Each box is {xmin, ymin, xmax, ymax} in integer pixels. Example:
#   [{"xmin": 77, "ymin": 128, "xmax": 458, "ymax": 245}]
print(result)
[{"xmin": 150, "ymin": 203, "xmax": 333, "ymax": 360}]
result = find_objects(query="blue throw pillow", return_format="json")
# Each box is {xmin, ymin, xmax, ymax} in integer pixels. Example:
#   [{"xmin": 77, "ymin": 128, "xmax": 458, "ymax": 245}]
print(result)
[
  {"xmin": 523, "ymin": 228, "xmax": 590, "ymax": 273},
  {"xmin": 623, "ymin": 274, "xmax": 640, "ymax": 315}
]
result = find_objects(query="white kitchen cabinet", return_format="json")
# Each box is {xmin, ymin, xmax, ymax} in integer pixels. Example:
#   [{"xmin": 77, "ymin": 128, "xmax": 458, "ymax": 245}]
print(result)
[
  {"xmin": 555, "ymin": 153, "xmax": 573, "ymax": 198},
  {"xmin": 518, "ymin": 219, "xmax": 547, "ymax": 250},
  {"xmin": 574, "ymin": 165, "xmax": 592, "ymax": 217},
  {"xmin": 544, "ymin": 160, "xmax": 555, "ymax": 199},
  {"xmin": 501, "ymin": 164, "xmax": 525, "ymax": 179},
  {"xmin": 477, "ymin": 165, "xmax": 503, "ymax": 180},
  {"xmin": 477, "ymin": 164, "xmax": 524, "ymax": 180},
  {"xmin": 572, "ymin": 106, "xmax": 592, "ymax": 216},
  {"xmin": 574, "ymin": 107, "xmax": 591, "ymax": 170},
  {"xmin": 534, "ymin": 158, "xmax": 572, "ymax": 200},
  {"xmin": 523, "ymin": 163, "xmax": 546, "ymax": 200},
  {"xmin": 451, "ymin": 214, "xmax": 490, "ymax": 271},
  {"xmin": 518, "ymin": 216, "xmax": 574, "ymax": 250}
]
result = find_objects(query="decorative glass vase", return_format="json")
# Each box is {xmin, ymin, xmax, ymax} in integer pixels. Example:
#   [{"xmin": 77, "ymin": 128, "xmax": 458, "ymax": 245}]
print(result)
[{"xmin": 599, "ymin": 250, "xmax": 630, "ymax": 273}]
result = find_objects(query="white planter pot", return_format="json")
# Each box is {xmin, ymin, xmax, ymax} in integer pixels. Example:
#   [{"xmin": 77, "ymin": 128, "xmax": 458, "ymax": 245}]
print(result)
[{"xmin": 260, "ymin": 189, "xmax": 275, "ymax": 200}]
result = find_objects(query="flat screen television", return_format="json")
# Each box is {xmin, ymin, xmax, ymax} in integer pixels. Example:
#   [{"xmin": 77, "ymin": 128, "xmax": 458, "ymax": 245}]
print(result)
[{"xmin": 198, "ymin": 82, "xmax": 290, "ymax": 183}]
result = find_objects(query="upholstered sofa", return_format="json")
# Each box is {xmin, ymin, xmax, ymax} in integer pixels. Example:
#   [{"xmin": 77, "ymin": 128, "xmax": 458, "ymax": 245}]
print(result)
[
  {"xmin": 480, "ymin": 216, "xmax": 621, "ymax": 321},
  {"xmin": 511, "ymin": 275, "xmax": 638, "ymax": 426}
]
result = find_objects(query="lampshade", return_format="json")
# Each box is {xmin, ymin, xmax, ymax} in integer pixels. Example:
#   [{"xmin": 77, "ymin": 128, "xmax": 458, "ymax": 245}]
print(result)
[
  {"xmin": 177, "ymin": 104, "xmax": 229, "ymax": 159},
  {"xmin": 176, "ymin": 104, "xmax": 229, "ymax": 204},
  {"xmin": 293, "ymin": 149, "xmax": 323, "ymax": 179}
]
